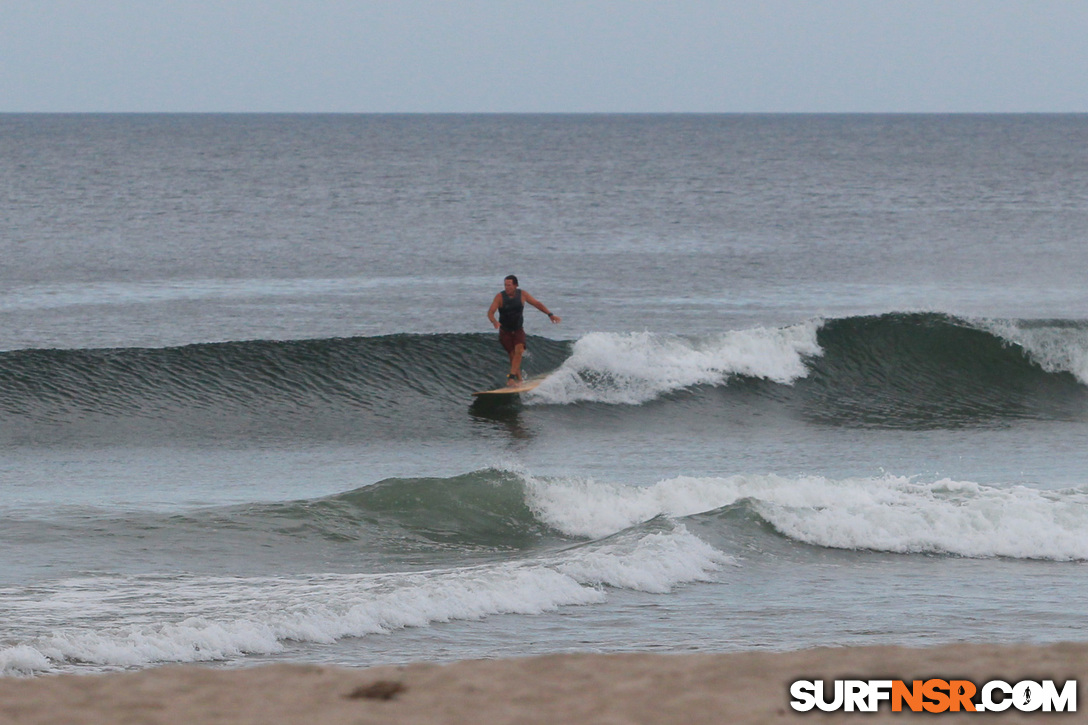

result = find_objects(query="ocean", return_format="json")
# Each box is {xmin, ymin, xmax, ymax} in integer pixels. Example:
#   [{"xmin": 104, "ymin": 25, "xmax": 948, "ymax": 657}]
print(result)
[{"xmin": 2, "ymin": 114, "xmax": 1087, "ymax": 676}]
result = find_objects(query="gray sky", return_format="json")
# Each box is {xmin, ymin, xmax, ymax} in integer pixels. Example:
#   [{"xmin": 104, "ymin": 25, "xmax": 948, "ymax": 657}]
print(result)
[{"xmin": 3, "ymin": 0, "xmax": 1086, "ymax": 113}]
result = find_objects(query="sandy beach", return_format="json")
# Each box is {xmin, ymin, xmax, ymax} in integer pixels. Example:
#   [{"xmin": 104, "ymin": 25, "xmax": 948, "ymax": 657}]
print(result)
[{"xmin": 1, "ymin": 643, "xmax": 1084, "ymax": 724}]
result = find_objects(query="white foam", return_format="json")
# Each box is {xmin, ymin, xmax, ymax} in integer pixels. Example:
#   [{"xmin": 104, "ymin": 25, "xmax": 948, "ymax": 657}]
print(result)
[
  {"xmin": 0, "ymin": 526, "xmax": 727, "ymax": 676},
  {"xmin": 525, "ymin": 474, "xmax": 756, "ymax": 539},
  {"xmin": 528, "ymin": 323, "xmax": 822, "ymax": 405},
  {"xmin": 557, "ymin": 527, "xmax": 729, "ymax": 594},
  {"xmin": 521, "ymin": 471, "xmax": 1088, "ymax": 561},
  {"xmin": 976, "ymin": 318, "xmax": 1088, "ymax": 385},
  {"xmin": 755, "ymin": 476, "xmax": 1088, "ymax": 560},
  {"xmin": 0, "ymin": 646, "xmax": 50, "ymax": 677}
]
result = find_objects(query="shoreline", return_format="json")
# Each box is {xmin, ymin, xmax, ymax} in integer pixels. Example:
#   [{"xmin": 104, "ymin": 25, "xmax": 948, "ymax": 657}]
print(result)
[{"xmin": 2, "ymin": 643, "xmax": 1085, "ymax": 724}]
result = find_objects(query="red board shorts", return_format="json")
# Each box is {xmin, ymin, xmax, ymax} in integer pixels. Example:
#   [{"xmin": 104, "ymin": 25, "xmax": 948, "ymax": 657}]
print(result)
[{"xmin": 499, "ymin": 328, "xmax": 527, "ymax": 354}]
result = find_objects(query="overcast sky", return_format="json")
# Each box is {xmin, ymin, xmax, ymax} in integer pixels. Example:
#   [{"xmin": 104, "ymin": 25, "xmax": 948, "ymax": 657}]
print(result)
[{"xmin": 3, "ymin": 0, "xmax": 1086, "ymax": 113}]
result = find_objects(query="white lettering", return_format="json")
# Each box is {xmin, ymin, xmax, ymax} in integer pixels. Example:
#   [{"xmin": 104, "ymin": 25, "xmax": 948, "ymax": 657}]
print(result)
[
  {"xmin": 982, "ymin": 680, "xmax": 1013, "ymax": 712},
  {"xmin": 1014, "ymin": 680, "xmax": 1043, "ymax": 712},
  {"xmin": 1041, "ymin": 680, "xmax": 1077, "ymax": 712},
  {"xmin": 791, "ymin": 677, "xmax": 1076, "ymax": 713},
  {"xmin": 815, "ymin": 680, "xmax": 844, "ymax": 712},
  {"xmin": 867, "ymin": 680, "xmax": 893, "ymax": 711},
  {"xmin": 789, "ymin": 680, "xmax": 816, "ymax": 712},
  {"xmin": 844, "ymin": 680, "xmax": 869, "ymax": 712}
]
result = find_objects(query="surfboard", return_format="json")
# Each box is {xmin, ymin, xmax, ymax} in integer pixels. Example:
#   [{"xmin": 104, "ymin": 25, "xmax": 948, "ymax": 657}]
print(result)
[{"xmin": 472, "ymin": 377, "xmax": 545, "ymax": 397}]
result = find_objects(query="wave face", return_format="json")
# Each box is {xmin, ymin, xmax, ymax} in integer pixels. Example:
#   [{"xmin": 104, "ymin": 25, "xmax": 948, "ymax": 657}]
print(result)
[
  {"xmin": 0, "ymin": 468, "xmax": 736, "ymax": 675},
  {"xmin": 0, "ymin": 334, "xmax": 570, "ymax": 441},
  {"xmin": 14, "ymin": 468, "xmax": 1088, "ymax": 564},
  {"xmin": 6, "ymin": 466, "xmax": 1088, "ymax": 675},
  {"xmin": 799, "ymin": 313, "xmax": 1088, "ymax": 427},
  {"xmin": 0, "ymin": 313, "xmax": 1086, "ymax": 441}
]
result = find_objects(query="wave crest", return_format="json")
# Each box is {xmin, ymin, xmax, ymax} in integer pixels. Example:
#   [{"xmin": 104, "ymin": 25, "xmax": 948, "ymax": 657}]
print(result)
[
  {"xmin": 529, "ymin": 323, "xmax": 821, "ymax": 405},
  {"xmin": 1, "ymin": 313, "xmax": 1087, "ymax": 439}
]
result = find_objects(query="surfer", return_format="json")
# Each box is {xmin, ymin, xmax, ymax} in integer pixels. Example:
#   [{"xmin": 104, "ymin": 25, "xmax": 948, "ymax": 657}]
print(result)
[{"xmin": 487, "ymin": 275, "xmax": 560, "ymax": 386}]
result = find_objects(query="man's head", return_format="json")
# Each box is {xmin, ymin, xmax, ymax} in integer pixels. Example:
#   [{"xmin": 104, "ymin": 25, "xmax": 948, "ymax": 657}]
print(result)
[{"xmin": 504, "ymin": 275, "xmax": 518, "ymax": 294}]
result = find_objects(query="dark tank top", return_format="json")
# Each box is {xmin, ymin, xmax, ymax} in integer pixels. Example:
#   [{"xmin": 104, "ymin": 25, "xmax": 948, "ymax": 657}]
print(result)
[{"xmin": 498, "ymin": 289, "xmax": 524, "ymax": 331}]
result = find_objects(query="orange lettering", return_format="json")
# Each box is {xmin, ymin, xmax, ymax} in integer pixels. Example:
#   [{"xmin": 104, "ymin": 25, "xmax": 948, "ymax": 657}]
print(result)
[
  {"xmin": 892, "ymin": 680, "xmax": 924, "ymax": 712},
  {"xmin": 922, "ymin": 679, "xmax": 951, "ymax": 713},
  {"xmin": 948, "ymin": 680, "xmax": 977, "ymax": 712}
]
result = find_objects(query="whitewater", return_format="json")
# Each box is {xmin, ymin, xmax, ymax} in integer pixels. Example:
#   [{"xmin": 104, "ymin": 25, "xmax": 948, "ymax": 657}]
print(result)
[
  {"xmin": 3, "ymin": 113, "xmax": 1088, "ymax": 678},
  {"xmin": 6, "ymin": 463, "xmax": 1088, "ymax": 675}
]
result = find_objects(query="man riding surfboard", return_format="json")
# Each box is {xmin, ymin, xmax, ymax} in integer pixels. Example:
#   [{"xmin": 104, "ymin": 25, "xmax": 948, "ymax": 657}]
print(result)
[{"xmin": 487, "ymin": 275, "xmax": 561, "ymax": 386}]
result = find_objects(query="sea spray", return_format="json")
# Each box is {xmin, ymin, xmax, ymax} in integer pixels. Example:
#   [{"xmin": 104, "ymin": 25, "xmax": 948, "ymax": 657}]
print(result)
[
  {"xmin": 529, "ymin": 322, "xmax": 822, "ymax": 405},
  {"xmin": 977, "ymin": 318, "xmax": 1088, "ymax": 385}
]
